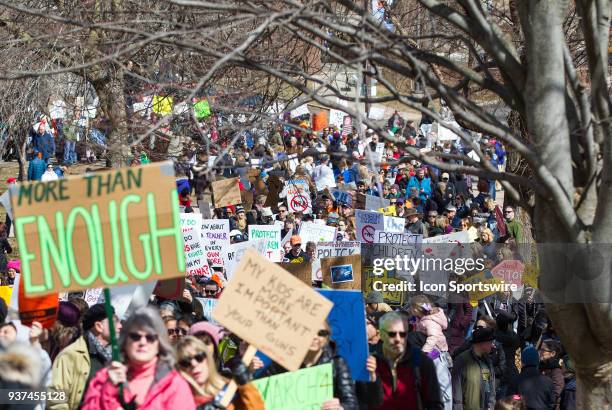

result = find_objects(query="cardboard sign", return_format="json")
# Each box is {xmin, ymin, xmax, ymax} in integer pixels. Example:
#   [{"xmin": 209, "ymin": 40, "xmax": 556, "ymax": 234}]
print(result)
[
  {"xmin": 224, "ymin": 239, "xmax": 268, "ymax": 279},
  {"xmin": 317, "ymin": 290, "xmax": 369, "ymax": 381},
  {"xmin": 212, "ymin": 178, "xmax": 241, "ymax": 208},
  {"xmin": 10, "ymin": 163, "xmax": 185, "ymax": 296},
  {"xmin": 321, "ymin": 254, "xmax": 362, "ymax": 290},
  {"xmin": 287, "ymin": 192, "xmax": 312, "ymax": 214},
  {"xmin": 378, "ymin": 205, "xmax": 396, "ymax": 216},
  {"xmin": 299, "ymin": 222, "xmax": 337, "ymax": 249},
  {"xmin": 355, "ymin": 210, "xmax": 384, "ymax": 243},
  {"xmin": 201, "ymin": 219, "xmax": 230, "ymax": 267},
  {"xmin": 491, "ymin": 260, "xmax": 525, "ymax": 286},
  {"xmin": 154, "ymin": 277, "xmax": 185, "ymax": 300},
  {"xmin": 365, "ymin": 194, "xmax": 390, "ymax": 211},
  {"xmin": 181, "ymin": 213, "xmax": 209, "ymax": 277},
  {"xmin": 277, "ymin": 262, "xmax": 312, "ymax": 286},
  {"xmin": 213, "ymin": 251, "xmax": 333, "ymax": 371},
  {"xmin": 312, "ymin": 241, "xmax": 361, "ymax": 281},
  {"xmin": 331, "ymin": 189, "xmax": 353, "ymax": 206},
  {"xmin": 248, "ymin": 225, "xmax": 282, "ymax": 262},
  {"xmin": 241, "ymin": 190, "xmax": 254, "ymax": 211},
  {"xmin": 252, "ymin": 363, "xmax": 333, "ymax": 410},
  {"xmin": 364, "ymin": 267, "xmax": 405, "ymax": 305}
]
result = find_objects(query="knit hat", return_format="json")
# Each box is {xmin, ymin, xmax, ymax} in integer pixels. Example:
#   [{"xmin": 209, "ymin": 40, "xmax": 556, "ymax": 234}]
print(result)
[
  {"xmin": 495, "ymin": 310, "xmax": 517, "ymax": 330},
  {"xmin": 188, "ymin": 321, "xmax": 224, "ymax": 347},
  {"xmin": 58, "ymin": 301, "xmax": 82, "ymax": 327},
  {"xmin": 521, "ymin": 346, "xmax": 540, "ymax": 367},
  {"xmin": 365, "ymin": 291, "xmax": 384, "ymax": 304},
  {"xmin": 82, "ymin": 303, "xmax": 112, "ymax": 331},
  {"xmin": 471, "ymin": 327, "xmax": 495, "ymax": 344},
  {"xmin": 6, "ymin": 260, "xmax": 20, "ymax": 272}
]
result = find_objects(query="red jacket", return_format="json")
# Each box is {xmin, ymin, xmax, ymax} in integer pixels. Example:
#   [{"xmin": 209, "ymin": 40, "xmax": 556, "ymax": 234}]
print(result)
[
  {"xmin": 366, "ymin": 349, "xmax": 443, "ymax": 410},
  {"xmin": 82, "ymin": 363, "xmax": 196, "ymax": 410}
]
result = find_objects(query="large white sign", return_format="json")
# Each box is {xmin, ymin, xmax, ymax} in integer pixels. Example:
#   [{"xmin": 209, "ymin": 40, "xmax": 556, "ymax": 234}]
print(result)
[
  {"xmin": 181, "ymin": 213, "xmax": 209, "ymax": 277},
  {"xmin": 248, "ymin": 225, "xmax": 282, "ymax": 262},
  {"xmin": 355, "ymin": 210, "xmax": 384, "ymax": 243},
  {"xmin": 201, "ymin": 219, "xmax": 230, "ymax": 267},
  {"xmin": 225, "ymin": 239, "xmax": 269, "ymax": 279},
  {"xmin": 311, "ymin": 241, "xmax": 361, "ymax": 281},
  {"xmin": 299, "ymin": 222, "xmax": 337, "ymax": 249}
]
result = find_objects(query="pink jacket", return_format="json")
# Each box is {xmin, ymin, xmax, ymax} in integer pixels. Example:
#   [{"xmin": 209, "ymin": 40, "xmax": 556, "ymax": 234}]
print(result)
[
  {"xmin": 417, "ymin": 309, "xmax": 449, "ymax": 353},
  {"xmin": 81, "ymin": 363, "xmax": 196, "ymax": 410}
]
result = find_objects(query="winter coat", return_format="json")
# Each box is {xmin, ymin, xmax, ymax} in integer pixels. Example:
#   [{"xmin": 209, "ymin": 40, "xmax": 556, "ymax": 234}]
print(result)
[
  {"xmin": 418, "ymin": 309, "xmax": 449, "ymax": 353},
  {"xmin": 447, "ymin": 303, "xmax": 473, "ymax": 355},
  {"xmin": 494, "ymin": 329, "xmax": 521, "ymax": 384},
  {"xmin": 560, "ymin": 377, "xmax": 576, "ymax": 410},
  {"xmin": 540, "ymin": 359, "xmax": 564, "ymax": 407},
  {"xmin": 49, "ymin": 335, "xmax": 110, "ymax": 410},
  {"xmin": 360, "ymin": 347, "xmax": 443, "ymax": 410},
  {"xmin": 81, "ymin": 361, "xmax": 196, "ymax": 410},
  {"xmin": 407, "ymin": 176, "xmax": 432, "ymax": 201},
  {"xmin": 452, "ymin": 349, "xmax": 496, "ymax": 410},
  {"xmin": 508, "ymin": 366, "xmax": 555, "ymax": 410},
  {"xmin": 0, "ymin": 344, "xmax": 42, "ymax": 410},
  {"xmin": 262, "ymin": 343, "xmax": 358, "ymax": 409},
  {"xmin": 453, "ymin": 339, "xmax": 506, "ymax": 383},
  {"xmin": 31, "ymin": 131, "xmax": 55, "ymax": 162},
  {"xmin": 27, "ymin": 157, "xmax": 46, "ymax": 181}
]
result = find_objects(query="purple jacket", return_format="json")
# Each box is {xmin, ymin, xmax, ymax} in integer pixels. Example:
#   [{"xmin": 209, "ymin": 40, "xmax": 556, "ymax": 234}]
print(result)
[{"xmin": 447, "ymin": 302, "xmax": 473, "ymax": 355}]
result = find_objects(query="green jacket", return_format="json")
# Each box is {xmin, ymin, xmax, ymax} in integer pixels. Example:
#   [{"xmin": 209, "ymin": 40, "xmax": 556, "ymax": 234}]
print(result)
[
  {"xmin": 451, "ymin": 349, "xmax": 495, "ymax": 410},
  {"xmin": 48, "ymin": 336, "xmax": 90, "ymax": 410},
  {"xmin": 505, "ymin": 219, "xmax": 523, "ymax": 243}
]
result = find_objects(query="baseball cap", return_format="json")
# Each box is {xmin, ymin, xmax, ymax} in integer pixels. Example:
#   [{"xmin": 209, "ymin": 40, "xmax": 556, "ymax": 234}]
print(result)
[{"xmin": 290, "ymin": 235, "xmax": 302, "ymax": 246}]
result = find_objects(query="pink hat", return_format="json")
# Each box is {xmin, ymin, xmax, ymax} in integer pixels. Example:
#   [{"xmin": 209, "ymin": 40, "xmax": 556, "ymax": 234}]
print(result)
[
  {"xmin": 7, "ymin": 260, "xmax": 20, "ymax": 272},
  {"xmin": 188, "ymin": 321, "xmax": 223, "ymax": 346}
]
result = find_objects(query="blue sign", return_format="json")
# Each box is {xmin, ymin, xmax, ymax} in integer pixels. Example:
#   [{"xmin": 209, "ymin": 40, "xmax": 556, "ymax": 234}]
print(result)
[{"xmin": 317, "ymin": 289, "xmax": 369, "ymax": 381}]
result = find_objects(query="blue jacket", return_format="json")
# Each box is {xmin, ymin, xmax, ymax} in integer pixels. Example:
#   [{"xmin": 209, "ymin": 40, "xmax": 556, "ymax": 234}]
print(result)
[
  {"xmin": 31, "ymin": 131, "xmax": 55, "ymax": 161},
  {"xmin": 28, "ymin": 157, "xmax": 46, "ymax": 181},
  {"xmin": 406, "ymin": 176, "xmax": 432, "ymax": 202}
]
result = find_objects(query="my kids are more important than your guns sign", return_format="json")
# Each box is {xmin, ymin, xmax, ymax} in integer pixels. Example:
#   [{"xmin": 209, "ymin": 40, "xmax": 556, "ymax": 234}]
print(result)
[{"xmin": 10, "ymin": 162, "xmax": 186, "ymax": 296}]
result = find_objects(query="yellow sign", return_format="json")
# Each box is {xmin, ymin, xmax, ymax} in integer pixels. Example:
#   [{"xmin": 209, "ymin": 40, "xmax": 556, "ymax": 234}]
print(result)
[
  {"xmin": 364, "ymin": 267, "xmax": 404, "ymax": 305},
  {"xmin": 377, "ymin": 205, "xmax": 397, "ymax": 216},
  {"xmin": 462, "ymin": 271, "xmax": 503, "ymax": 302},
  {"xmin": 0, "ymin": 286, "xmax": 12, "ymax": 305},
  {"xmin": 522, "ymin": 263, "xmax": 539, "ymax": 289}
]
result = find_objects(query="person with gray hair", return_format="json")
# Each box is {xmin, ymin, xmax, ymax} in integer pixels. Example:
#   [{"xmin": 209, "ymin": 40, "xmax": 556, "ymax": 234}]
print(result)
[
  {"xmin": 81, "ymin": 306, "xmax": 196, "ymax": 410},
  {"xmin": 361, "ymin": 311, "xmax": 443, "ymax": 410}
]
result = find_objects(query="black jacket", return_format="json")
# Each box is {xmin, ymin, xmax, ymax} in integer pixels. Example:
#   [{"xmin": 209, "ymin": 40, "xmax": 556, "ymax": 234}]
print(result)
[
  {"xmin": 494, "ymin": 329, "xmax": 521, "ymax": 384},
  {"xmin": 508, "ymin": 366, "xmax": 555, "ymax": 410},
  {"xmin": 262, "ymin": 343, "xmax": 359, "ymax": 410}
]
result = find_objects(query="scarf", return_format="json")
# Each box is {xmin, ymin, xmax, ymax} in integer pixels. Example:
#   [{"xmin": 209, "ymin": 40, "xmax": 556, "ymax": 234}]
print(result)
[{"xmin": 86, "ymin": 330, "xmax": 113, "ymax": 363}]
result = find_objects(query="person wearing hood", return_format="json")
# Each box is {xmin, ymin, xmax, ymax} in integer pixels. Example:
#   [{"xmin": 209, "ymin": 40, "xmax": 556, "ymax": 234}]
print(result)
[
  {"xmin": 410, "ymin": 295, "xmax": 453, "ymax": 410},
  {"xmin": 508, "ymin": 346, "xmax": 555, "ymax": 410},
  {"xmin": 261, "ymin": 321, "xmax": 359, "ymax": 410},
  {"xmin": 0, "ymin": 343, "xmax": 45, "ymax": 410}
]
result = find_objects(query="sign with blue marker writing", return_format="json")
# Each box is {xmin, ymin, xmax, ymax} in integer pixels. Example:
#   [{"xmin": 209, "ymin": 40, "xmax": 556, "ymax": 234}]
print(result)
[
  {"xmin": 317, "ymin": 289, "xmax": 369, "ymax": 381},
  {"xmin": 10, "ymin": 162, "xmax": 185, "ymax": 296}
]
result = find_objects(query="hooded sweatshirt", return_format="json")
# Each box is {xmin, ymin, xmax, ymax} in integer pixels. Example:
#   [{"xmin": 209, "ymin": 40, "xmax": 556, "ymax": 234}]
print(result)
[{"xmin": 417, "ymin": 309, "xmax": 449, "ymax": 353}]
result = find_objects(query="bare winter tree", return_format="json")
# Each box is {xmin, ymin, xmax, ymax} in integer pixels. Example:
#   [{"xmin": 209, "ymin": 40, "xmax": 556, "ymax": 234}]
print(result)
[{"xmin": 0, "ymin": 0, "xmax": 610, "ymax": 407}]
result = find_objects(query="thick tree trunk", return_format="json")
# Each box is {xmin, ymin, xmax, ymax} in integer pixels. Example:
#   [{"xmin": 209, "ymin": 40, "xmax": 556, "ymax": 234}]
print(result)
[{"xmin": 93, "ymin": 72, "xmax": 130, "ymax": 168}]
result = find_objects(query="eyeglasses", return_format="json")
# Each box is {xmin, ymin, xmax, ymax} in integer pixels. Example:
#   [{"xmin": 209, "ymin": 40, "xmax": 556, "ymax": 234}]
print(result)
[
  {"xmin": 385, "ymin": 331, "xmax": 407, "ymax": 338},
  {"xmin": 178, "ymin": 352, "xmax": 207, "ymax": 369},
  {"xmin": 128, "ymin": 332, "xmax": 158, "ymax": 343},
  {"xmin": 167, "ymin": 328, "xmax": 188, "ymax": 336},
  {"xmin": 205, "ymin": 289, "xmax": 217, "ymax": 295},
  {"xmin": 317, "ymin": 329, "xmax": 330, "ymax": 337}
]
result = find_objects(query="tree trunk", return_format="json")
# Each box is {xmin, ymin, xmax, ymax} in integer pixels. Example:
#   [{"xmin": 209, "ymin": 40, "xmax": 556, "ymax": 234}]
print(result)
[
  {"xmin": 93, "ymin": 71, "xmax": 130, "ymax": 168},
  {"xmin": 16, "ymin": 133, "xmax": 28, "ymax": 181}
]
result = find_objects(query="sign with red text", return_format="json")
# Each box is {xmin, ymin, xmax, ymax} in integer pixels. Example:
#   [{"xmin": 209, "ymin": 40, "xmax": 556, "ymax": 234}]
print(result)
[{"xmin": 201, "ymin": 219, "xmax": 230, "ymax": 267}]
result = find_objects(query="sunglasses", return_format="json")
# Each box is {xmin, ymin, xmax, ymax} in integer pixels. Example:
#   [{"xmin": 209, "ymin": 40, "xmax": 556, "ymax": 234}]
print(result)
[
  {"xmin": 317, "ymin": 329, "xmax": 330, "ymax": 337},
  {"xmin": 178, "ymin": 352, "xmax": 207, "ymax": 369},
  {"xmin": 385, "ymin": 331, "xmax": 407, "ymax": 338},
  {"xmin": 128, "ymin": 332, "xmax": 158, "ymax": 343},
  {"xmin": 205, "ymin": 289, "xmax": 217, "ymax": 295},
  {"xmin": 167, "ymin": 328, "xmax": 188, "ymax": 336}
]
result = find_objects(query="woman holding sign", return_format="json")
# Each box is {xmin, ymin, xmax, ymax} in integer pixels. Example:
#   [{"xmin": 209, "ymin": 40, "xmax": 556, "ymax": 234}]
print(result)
[
  {"xmin": 82, "ymin": 307, "xmax": 196, "ymax": 410},
  {"xmin": 261, "ymin": 322, "xmax": 359, "ymax": 410},
  {"xmin": 176, "ymin": 336, "xmax": 265, "ymax": 410}
]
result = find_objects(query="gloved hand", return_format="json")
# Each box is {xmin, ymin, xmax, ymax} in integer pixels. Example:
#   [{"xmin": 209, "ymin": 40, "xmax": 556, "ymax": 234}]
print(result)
[
  {"xmin": 231, "ymin": 361, "xmax": 251, "ymax": 386},
  {"xmin": 427, "ymin": 349, "xmax": 440, "ymax": 361}
]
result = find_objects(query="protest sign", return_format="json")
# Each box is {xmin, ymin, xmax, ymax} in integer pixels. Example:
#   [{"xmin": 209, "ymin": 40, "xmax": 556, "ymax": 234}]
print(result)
[
  {"xmin": 152, "ymin": 95, "xmax": 173, "ymax": 115},
  {"xmin": 213, "ymin": 250, "xmax": 333, "ymax": 371},
  {"xmin": 375, "ymin": 231, "xmax": 422, "ymax": 247},
  {"xmin": 341, "ymin": 115, "xmax": 352, "ymax": 136},
  {"xmin": 311, "ymin": 241, "xmax": 360, "ymax": 281},
  {"xmin": 212, "ymin": 178, "xmax": 241, "ymax": 208},
  {"xmin": 378, "ymin": 205, "xmax": 396, "ymax": 216},
  {"xmin": 277, "ymin": 262, "xmax": 312, "ymax": 285},
  {"xmin": 154, "ymin": 277, "xmax": 185, "ymax": 300},
  {"xmin": 10, "ymin": 162, "xmax": 185, "ymax": 296},
  {"xmin": 331, "ymin": 189, "xmax": 352, "ymax": 206},
  {"xmin": 463, "ymin": 271, "xmax": 503, "ymax": 302},
  {"xmin": 197, "ymin": 297, "xmax": 219, "ymax": 324},
  {"xmin": 321, "ymin": 254, "xmax": 362, "ymax": 290},
  {"xmin": 201, "ymin": 219, "xmax": 230, "ymax": 267},
  {"xmin": 0, "ymin": 190, "xmax": 12, "ymax": 220},
  {"xmin": 355, "ymin": 193, "xmax": 366, "ymax": 210},
  {"xmin": 299, "ymin": 222, "xmax": 337, "ymax": 249},
  {"xmin": 287, "ymin": 154, "xmax": 299, "ymax": 173},
  {"xmin": 252, "ymin": 363, "xmax": 333, "ymax": 410},
  {"xmin": 491, "ymin": 260, "xmax": 524, "ymax": 286},
  {"xmin": 241, "ymin": 190, "xmax": 254, "ymax": 211},
  {"xmin": 317, "ymin": 290, "xmax": 369, "ymax": 381},
  {"xmin": 248, "ymin": 225, "xmax": 282, "ymax": 262},
  {"xmin": 383, "ymin": 215, "xmax": 406, "ymax": 233},
  {"xmin": 287, "ymin": 191, "xmax": 312, "ymax": 214},
  {"xmin": 84, "ymin": 288, "xmax": 104, "ymax": 306},
  {"xmin": 329, "ymin": 109, "xmax": 347, "ymax": 128},
  {"xmin": 181, "ymin": 213, "xmax": 209, "ymax": 277},
  {"xmin": 422, "ymin": 231, "xmax": 470, "ymax": 259},
  {"xmin": 355, "ymin": 210, "xmax": 384, "ymax": 243},
  {"xmin": 194, "ymin": 99, "xmax": 211, "ymax": 120},
  {"xmin": 364, "ymin": 267, "xmax": 405, "ymax": 305},
  {"xmin": 225, "ymin": 239, "xmax": 268, "ymax": 278},
  {"xmin": 365, "ymin": 194, "xmax": 390, "ymax": 210},
  {"xmin": 0, "ymin": 286, "xmax": 12, "ymax": 305}
]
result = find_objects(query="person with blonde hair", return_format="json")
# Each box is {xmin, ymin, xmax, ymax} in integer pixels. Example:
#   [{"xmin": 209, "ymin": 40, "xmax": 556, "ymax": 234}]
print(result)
[{"xmin": 176, "ymin": 336, "xmax": 264, "ymax": 410}]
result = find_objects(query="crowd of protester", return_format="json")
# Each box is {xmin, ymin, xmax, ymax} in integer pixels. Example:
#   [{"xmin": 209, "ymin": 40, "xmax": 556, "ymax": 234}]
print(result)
[{"xmin": 0, "ymin": 108, "xmax": 577, "ymax": 410}]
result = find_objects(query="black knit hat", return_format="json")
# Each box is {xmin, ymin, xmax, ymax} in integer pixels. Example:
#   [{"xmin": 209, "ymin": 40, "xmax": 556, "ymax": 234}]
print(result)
[
  {"xmin": 472, "ymin": 327, "xmax": 495, "ymax": 344},
  {"xmin": 82, "ymin": 303, "xmax": 113, "ymax": 331}
]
